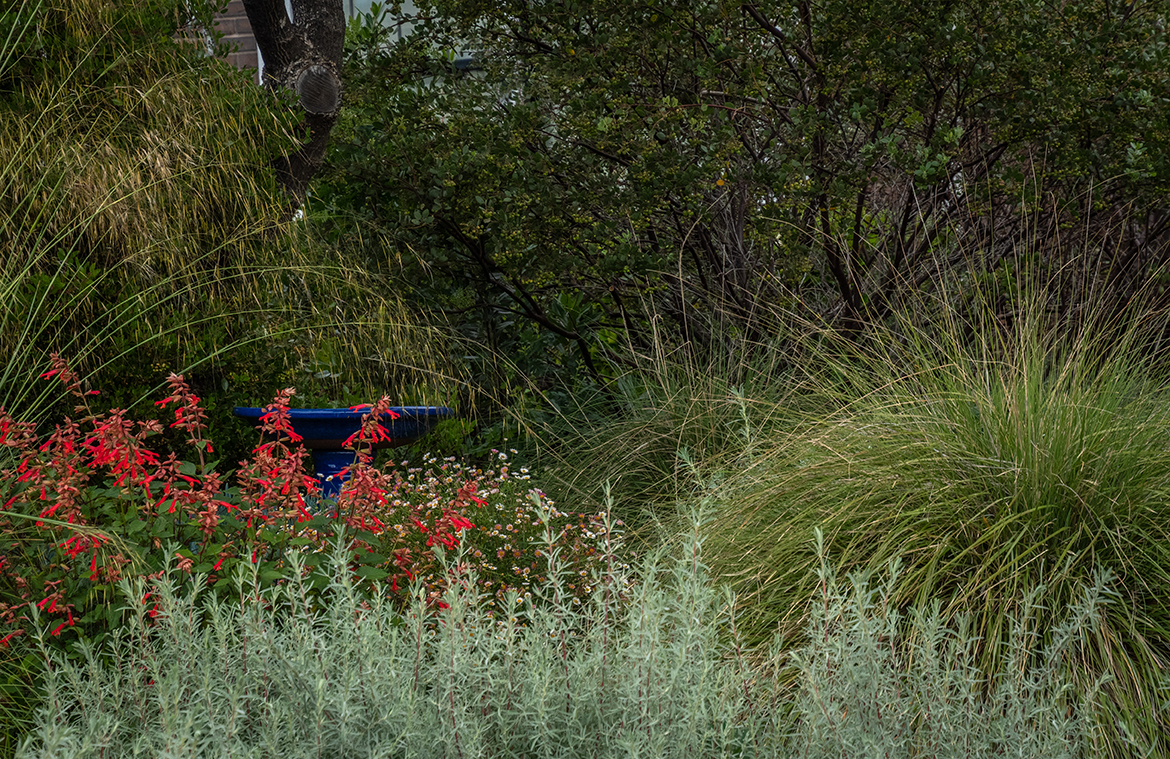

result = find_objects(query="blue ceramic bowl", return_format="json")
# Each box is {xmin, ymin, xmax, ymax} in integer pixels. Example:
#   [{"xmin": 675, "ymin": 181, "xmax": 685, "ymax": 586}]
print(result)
[
  {"xmin": 232, "ymin": 406, "xmax": 453, "ymax": 449},
  {"xmin": 233, "ymin": 406, "xmax": 454, "ymax": 497}
]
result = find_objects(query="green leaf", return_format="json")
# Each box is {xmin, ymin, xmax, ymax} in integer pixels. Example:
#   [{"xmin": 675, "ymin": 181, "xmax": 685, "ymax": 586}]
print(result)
[{"xmin": 355, "ymin": 566, "xmax": 389, "ymax": 581}]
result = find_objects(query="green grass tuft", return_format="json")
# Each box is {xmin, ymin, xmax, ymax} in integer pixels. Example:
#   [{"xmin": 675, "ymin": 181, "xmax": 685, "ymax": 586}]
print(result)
[{"xmin": 694, "ymin": 297, "xmax": 1170, "ymax": 756}]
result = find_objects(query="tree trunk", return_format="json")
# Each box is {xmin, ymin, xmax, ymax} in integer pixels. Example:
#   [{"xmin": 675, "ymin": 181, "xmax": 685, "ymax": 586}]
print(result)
[{"xmin": 243, "ymin": 0, "xmax": 344, "ymax": 210}]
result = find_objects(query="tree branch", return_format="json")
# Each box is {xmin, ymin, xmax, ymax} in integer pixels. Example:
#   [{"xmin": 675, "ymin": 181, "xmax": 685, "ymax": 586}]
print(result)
[{"xmin": 742, "ymin": 3, "xmax": 817, "ymax": 71}]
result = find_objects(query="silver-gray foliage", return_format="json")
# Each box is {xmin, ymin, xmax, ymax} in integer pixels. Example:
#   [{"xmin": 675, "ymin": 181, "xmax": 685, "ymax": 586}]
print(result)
[
  {"xmin": 786, "ymin": 529, "xmax": 1107, "ymax": 758},
  {"xmin": 18, "ymin": 514, "xmax": 1102, "ymax": 758}
]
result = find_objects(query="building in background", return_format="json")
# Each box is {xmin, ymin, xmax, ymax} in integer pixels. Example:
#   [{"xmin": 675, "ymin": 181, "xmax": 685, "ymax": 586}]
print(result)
[
  {"xmin": 215, "ymin": 1, "xmax": 259, "ymax": 71},
  {"xmin": 214, "ymin": 1, "xmax": 419, "ymax": 77}
]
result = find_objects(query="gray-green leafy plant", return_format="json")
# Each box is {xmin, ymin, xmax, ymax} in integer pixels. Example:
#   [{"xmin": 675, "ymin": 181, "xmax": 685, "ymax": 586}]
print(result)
[
  {"xmin": 17, "ymin": 508, "xmax": 1103, "ymax": 758},
  {"xmin": 788, "ymin": 528, "xmax": 1105, "ymax": 759}
]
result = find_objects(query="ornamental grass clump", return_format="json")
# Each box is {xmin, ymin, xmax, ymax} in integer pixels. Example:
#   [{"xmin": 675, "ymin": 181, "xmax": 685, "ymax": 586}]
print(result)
[
  {"xmin": 15, "ymin": 510, "xmax": 1102, "ymax": 758},
  {"xmin": 695, "ymin": 296, "xmax": 1170, "ymax": 756}
]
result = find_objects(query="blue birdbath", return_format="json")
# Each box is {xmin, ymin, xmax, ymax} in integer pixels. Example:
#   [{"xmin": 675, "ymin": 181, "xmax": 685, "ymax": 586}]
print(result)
[{"xmin": 232, "ymin": 406, "xmax": 454, "ymax": 498}]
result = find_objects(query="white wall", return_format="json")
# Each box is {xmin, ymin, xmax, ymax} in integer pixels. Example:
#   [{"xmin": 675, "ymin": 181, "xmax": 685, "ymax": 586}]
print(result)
[{"xmin": 346, "ymin": 0, "xmax": 420, "ymax": 39}]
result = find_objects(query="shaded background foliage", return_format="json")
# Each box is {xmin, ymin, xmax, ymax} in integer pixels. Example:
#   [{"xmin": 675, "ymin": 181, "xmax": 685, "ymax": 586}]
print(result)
[{"xmin": 318, "ymin": 0, "xmax": 1170, "ymax": 407}]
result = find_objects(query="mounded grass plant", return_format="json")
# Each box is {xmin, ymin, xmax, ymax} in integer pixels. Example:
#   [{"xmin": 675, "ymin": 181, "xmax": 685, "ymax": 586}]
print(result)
[
  {"xmin": 17, "ymin": 512, "xmax": 1102, "ymax": 758},
  {"xmin": 693, "ymin": 295, "xmax": 1170, "ymax": 756},
  {"xmin": 0, "ymin": 3, "xmax": 464, "ymax": 472},
  {"xmin": 533, "ymin": 333, "xmax": 808, "ymax": 544},
  {"xmin": 0, "ymin": 0, "xmax": 278, "ymax": 420}
]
